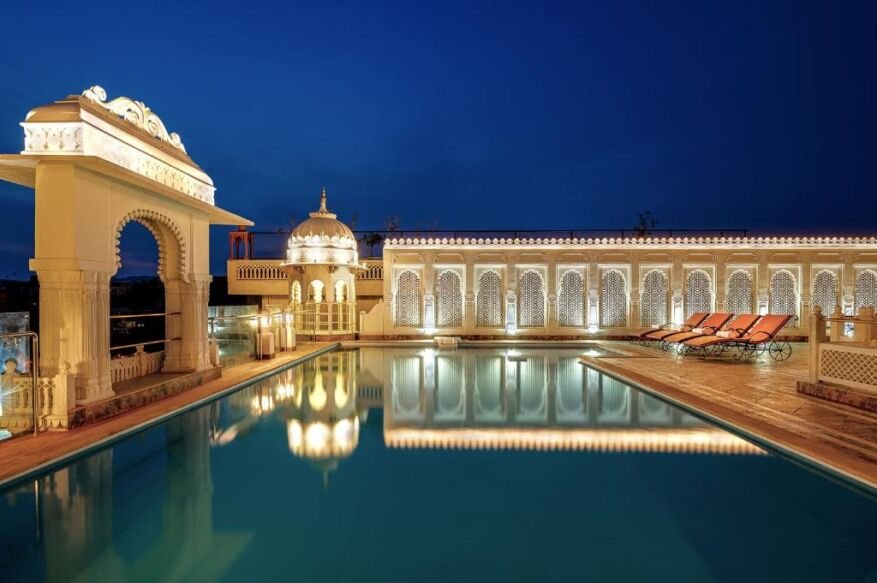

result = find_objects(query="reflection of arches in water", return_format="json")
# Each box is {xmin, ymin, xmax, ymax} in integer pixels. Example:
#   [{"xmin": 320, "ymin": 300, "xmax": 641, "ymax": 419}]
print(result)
[
  {"xmin": 474, "ymin": 356, "xmax": 503, "ymax": 419},
  {"xmin": 638, "ymin": 393, "xmax": 671, "ymax": 423},
  {"xmin": 556, "ymin": 357, "xmax": 585, "ymax": 420},
  {"xmin": 599, "ymin": 375, "xmax": 630, "ymax": 420},
  {"xmin": 392, "ymin": 356, "xmax": 422, "ymax": 418},
  {"xmin": 435, "ymin": 356, "xmax": 465, "ymax": 419},
  {"xmin": 518, "ymin": 359, "xmax": 546, "ymax": 418}
]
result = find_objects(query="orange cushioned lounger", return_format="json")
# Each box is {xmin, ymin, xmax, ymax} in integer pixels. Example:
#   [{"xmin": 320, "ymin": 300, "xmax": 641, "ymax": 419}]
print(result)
[
  {"xmin": 640, "ymin": 312, "xmax": 709, "ymax": 341},
  {"xmin": 735, "ymin": 314, "xmax": 792, "ymax": 348},
  {"xmin": 661, "ymin": 312, "xmax": 735, "ymax": 344},
  {"xmin": 680, "ymin": 314, "xmax": 762, "ymax": 349}
]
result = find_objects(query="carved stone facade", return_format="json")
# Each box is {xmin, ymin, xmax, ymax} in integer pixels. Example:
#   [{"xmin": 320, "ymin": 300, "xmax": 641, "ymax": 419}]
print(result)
[
  {"xmin": 360, "ymin": 237, "xmax": 877, "ymax": 337},
  {"xmin": 0, "ymin": 87, "xmax": 250, "ymax": 428}
]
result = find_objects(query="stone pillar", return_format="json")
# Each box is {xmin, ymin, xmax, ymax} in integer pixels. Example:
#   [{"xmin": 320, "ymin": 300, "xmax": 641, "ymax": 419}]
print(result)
[
  {"xmin": 629, "ymin": 258, "xmax": 640, "ymax": 328},
  {"xmin": 715, "ymin": 253, "xmax": 727, "ymax": 311},
  {"xmin": 463, "ymin": 258, "xmax": 475, "ymax": 332},
  {"xmin": 757, "ymin": 253, "xmax": 770, "ymax": 314},
  {"xmin": 164, "ymin": 275, "xmax": 212, "ymax": 373},
  {"xmin": 547, "ymin": 259, "xmax": 557, "ymax": 330},
  {"xmin": 587, "ymin": 262, "xmax": 599, "ymax": 329},
  {"xmin": 671, "ymin": 258, "xmax": 684, "ymax": 324},
  {"xmin": 800, "ymin": 262, "xmax": 812, "ymax": 332},
  {"xmin": 809, "ymin": 307, "xmax": 825, "ymax": 383},
  {"xmin": 33, "ymin": 267, "xmax": 114, "ymax": 404}
]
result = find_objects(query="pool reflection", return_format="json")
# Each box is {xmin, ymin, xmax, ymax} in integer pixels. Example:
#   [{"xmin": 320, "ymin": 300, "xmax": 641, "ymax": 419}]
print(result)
[{"xmin": 215, "ymin": 348, "xmax": 760, "ymax": 474}]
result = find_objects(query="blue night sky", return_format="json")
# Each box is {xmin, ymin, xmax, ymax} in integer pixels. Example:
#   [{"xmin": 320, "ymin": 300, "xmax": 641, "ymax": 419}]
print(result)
[{"xmin": 0, "ymin": 0, "xmax": 874, "ymax": 277}]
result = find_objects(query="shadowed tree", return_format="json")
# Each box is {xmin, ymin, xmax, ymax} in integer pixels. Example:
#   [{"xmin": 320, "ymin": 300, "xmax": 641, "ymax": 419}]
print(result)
[
  {"xmin": 362, "ymin": 232, "xmax": 385, "ymax": 257},
  {"xmin": 634, "ymin": 211, "xmax": 658, "ymax": 238}
]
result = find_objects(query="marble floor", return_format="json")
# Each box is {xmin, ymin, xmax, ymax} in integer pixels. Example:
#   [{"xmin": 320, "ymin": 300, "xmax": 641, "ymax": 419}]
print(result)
[
  {"xmin": 582, "ymin": 342, "xmax": 877, "ymax": 490},
  {"xmin": 0, "ymin": 343, "xmax": 336, "ymax": 485}
]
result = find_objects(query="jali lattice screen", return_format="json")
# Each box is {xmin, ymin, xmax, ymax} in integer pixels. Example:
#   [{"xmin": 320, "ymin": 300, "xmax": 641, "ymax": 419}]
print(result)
[
  {"xmin": 769, "ymin": 270, "xmax": 798, "ymax": 322},
  {"xmin": 435, "ymin": 270, "xmax": 463, "ymax": 327},
  {"xmin": 726, "ymin": 270, "xmax": 752, "ymax": 315},
  {"xmin": 476, "ymin": 270, "xmax": 504, "ymax": 327},
  {"xmin": 640, "ymin": 270, "xmax": 668, "ymax": 327},
  {"xmin": 855, "ymin": 270, "xmax": 877, "ymax": 313},
  {"xmin": 812, "ymin": 270, "xmax": 838, "ymax": 316},
  {"xmin": 684, "ymin": 270, "xmax": 712, "ymax": 319},
  {"xmin": 558, "ymin": 270, "xmax": 585, "ymax": 327},
  {"xmin": 518, "ymin": 270, "xmax": 545, "ymax": 328},
  {"xmin": 600, "ymin": 270, "xmax": 627, "ymax": 327},
  {"xmin": 394, "ymin": 270, "xmax": 422, "ymax": 327}
]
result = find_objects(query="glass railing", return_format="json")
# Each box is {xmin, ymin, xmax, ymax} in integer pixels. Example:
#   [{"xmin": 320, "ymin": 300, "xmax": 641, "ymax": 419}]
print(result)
[
  {"xmin": 207, "ymin": 306, "xmax": 295, "ymax": 366},
  {"xmin": 0, "ymin": 331, "xmax": 40, "ymax": 440}
]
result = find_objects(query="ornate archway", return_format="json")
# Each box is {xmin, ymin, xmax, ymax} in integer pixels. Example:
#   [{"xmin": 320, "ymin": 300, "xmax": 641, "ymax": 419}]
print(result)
[{"xmin": 0, "ymin": 86, "xmax": 251, "ymax": 404}]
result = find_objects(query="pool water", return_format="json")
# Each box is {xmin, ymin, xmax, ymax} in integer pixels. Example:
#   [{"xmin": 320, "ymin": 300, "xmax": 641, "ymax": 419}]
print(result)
[{"xmin": 1, "ymin": 347, "xmax": 875, "ymax": 582}]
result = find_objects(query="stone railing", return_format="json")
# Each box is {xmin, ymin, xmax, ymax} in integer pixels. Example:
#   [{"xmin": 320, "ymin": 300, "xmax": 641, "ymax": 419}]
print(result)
[
  {"xmin": 808, "ymin": 307, "xmax": 877, "ymax": 394},
  {"xmin": 0, "ymin": 376, "xmax": 60, "ymax": 434},
  {"xmin": 357, "ymin": 260, "xmax": 384, "ymax": 280},
  {"xmin": 111, "ymin": 346, "xmax": 165, "ymax": 384},
  {"xmin": 235, "ymin": 260, "xmax": 287, "ymax": 281}
]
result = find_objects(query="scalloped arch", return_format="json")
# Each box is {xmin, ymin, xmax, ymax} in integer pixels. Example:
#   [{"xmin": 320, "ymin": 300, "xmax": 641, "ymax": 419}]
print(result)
[{"xmin": 114, "ymin": 209, "xmax": 188, "ymax": 281}]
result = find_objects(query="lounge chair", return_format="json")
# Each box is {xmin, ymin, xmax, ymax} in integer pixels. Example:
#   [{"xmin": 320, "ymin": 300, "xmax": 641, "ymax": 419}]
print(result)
[
  {"xmin": 659, "ymin": 312, "xmax": 735, "ymax": 347},
  {"xmin": 638, "ymin": 312, "xmax": 709, "ymax": 344},
  {"xmin": 680, "ymin": 314, "xmax": 792, "ymax": 360}
]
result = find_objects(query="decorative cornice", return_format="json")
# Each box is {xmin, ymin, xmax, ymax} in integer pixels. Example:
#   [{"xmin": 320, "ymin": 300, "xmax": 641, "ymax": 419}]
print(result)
[
  {"xmin": 19, "ymin": 86, "xmax": 215, "ymax": 205},
  {"xmin": 82, "ymin": 86, "xmax": 186, "ymax": 152},
  {"xmin": 385, "ymin": 236, "xmax": 877, "ymax": 249}
]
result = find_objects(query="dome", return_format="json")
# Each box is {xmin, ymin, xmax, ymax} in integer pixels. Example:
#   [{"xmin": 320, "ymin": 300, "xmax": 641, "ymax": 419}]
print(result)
[{"xmin": 283, "ymin": 188, "xmax": 359, "ymax": 267}]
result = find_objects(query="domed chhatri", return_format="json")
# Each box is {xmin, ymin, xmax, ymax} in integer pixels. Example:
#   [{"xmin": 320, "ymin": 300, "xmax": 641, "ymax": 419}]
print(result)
[
  {"xmin": 284, "ymin": 188, "xmax": 359, "ymax": 267},
  {"xmin": 284, "ymin": 188, "xmax": 359, "ymax": 338}
]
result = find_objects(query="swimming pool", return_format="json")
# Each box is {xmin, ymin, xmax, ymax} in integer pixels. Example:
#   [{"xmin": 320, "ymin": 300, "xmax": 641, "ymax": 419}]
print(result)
[{"xmin": 1, "ymin": 347, "xmax": 875, "ymax": 582}]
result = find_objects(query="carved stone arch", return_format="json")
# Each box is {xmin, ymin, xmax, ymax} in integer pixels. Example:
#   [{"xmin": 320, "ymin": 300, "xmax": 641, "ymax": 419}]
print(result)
[{"xmin": 114, "ymin": 209, "xmax": 188, "ymax": 282}]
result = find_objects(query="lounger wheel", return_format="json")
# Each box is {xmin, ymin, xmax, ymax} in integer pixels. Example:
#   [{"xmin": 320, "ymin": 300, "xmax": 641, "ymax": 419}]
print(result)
[{"xmin": 768, "ymin": 341, "xmax": 792, "ymax": 361}]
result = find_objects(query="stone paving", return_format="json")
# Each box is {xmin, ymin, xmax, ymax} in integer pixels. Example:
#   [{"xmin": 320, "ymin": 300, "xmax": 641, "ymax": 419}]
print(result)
[{"xmin": 581, "ymin": 342, "xmax": 877, "ymax": 490}]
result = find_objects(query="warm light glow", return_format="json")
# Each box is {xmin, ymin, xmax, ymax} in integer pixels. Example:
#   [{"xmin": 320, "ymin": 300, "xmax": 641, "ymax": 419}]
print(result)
[
  {"xmin": 250, "ymin": 393, "xmax": 275, "ymax": 414},
  {"xmin": 287, "ymin": 419, "xmax": 303, "ymax": 452},
  {"xmin": 275, "ymin": 383, "xmax": 295, "ymax": 402},
  {"xmin": 309, "ymin": 372, "xmax": 327, "ymax": 410},
  {"xmin": 304, "ymin": 422, "xmax": 331, "ymax": 454},
  {"xmin": 384, "ymin": 427, "xmax": 764, "ymax": 454}
]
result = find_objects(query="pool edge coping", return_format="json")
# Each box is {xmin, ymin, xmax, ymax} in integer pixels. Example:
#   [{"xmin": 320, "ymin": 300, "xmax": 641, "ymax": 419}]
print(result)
[{"xmin": 0, "ymin": 343, "xmax": 341, "ymax": 490}]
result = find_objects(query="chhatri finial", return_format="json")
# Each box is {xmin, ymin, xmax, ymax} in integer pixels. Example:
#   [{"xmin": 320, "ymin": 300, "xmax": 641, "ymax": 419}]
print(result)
[{"xmin": 319, "ymin": 187, "xmax": 328, "ymax": 213}]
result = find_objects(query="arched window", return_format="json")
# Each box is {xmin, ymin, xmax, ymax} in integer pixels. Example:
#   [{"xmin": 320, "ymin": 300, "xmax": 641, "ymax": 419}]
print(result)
[
  {"xmin": 855, "ymin": 270, "xmax": 877, "ymax": 313},
  {"xmin": 558, "ymin": 270, "xmax": 585, "ymax": 327},
  {"xmin": 640, "ymin": 270, "xmax": 668, "ymax": 327},
  {"xmin": 600, "ymin": 270, "xmax": 627, "ymax": 327},
  {"xmin": 518, "ymin": 271, "xmax": 545, "ymax": 328},
  {"xmin": 290, "ymin": 280, "xmax": 302, "ymax": 305},
  {"xmin": 476, "ymin": 270, "xmax": 504, "ymax": 327},
  {"xmin": 435, "ymin": 270, "xmax": 463, "ymax": 328},
  {"xmin": 334, "ymin": 280, "xmax": 348, "ymax": 303},
  {"xmin": 812, "ymin": 270, "xmax": 838, "ymax": 316},
  {"xmin": 684, "ymin": 270, "xmax": 712, "ymax": 318},
  {"xmin": 726, "ymin": 270, "xmax": 752, "ymax": 314},
  {"xmin": 769, "ymin": 270, "xmax": 798, "ymax": 321},
  {"xmin": 394, "ymin": 270, "xmax": 422, "ymax": 327},
  {"xmin": 308, "ymin": 280, "xmax": 324, "ymax": 303}
]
